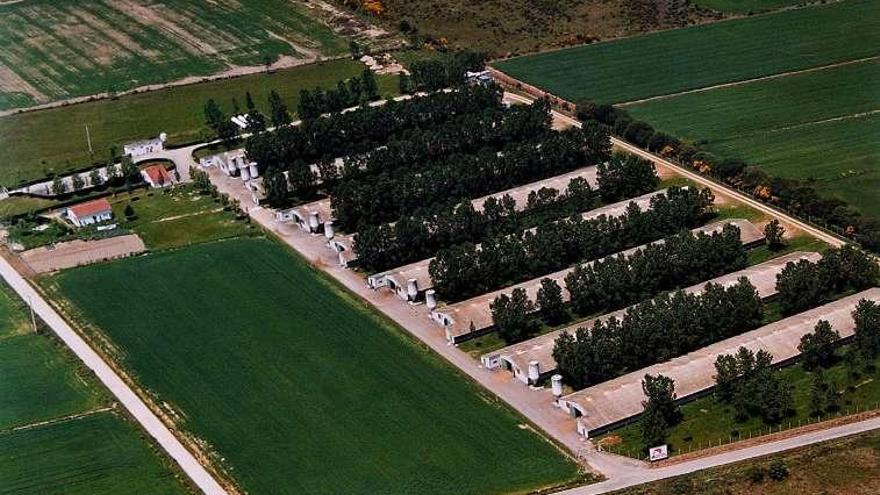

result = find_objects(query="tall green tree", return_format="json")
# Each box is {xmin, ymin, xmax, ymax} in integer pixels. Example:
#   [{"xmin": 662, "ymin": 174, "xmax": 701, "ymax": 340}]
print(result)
[
  {"xmin": 798, "ymin": 319, "xmax": 840, "ymax": 370},
  {"xmin": 854, "ymin": 299, "xmax": 880, "ymax": 359},
  {"xmin": 491, "ymin": 288, "xmax": 537, "ymax": 343},
  {"xmin": 268, "ymin": 90, "xmax": 291, "ymax": 127},
  {"xmin": 537, "ymin": 278, "xmax": 566, "ymax": 326},
  {"xmin": 764, "ymin": 219, "xmax": 785, "ymax": 250}
]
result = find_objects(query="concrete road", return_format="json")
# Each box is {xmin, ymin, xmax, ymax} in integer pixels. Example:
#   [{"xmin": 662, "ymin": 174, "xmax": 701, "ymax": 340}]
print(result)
[{"xmin": 0, "ymin": 255, "xmax": 227, "ymax": 495}]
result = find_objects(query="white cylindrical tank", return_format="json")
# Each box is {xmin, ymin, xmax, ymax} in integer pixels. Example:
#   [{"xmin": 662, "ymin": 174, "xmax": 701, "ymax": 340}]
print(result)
[
  {"xmin": 528, "ymin": 360, "xmax": 541, "ymax": 384},
  {"xmin": 249, "ymin": 163, "xmax": 259, "ymax": 178},
  {"xmin": 551, "ymin": 374, "xmax": 563, "ymax": 397},
  {"xmin": 240, "ymin": 165, "xmax": 251, "ymax": 181},
  {"xmin": 324, "ymin": 220, "xmax": 335, "ymax": 239},
  {"xmin": 308, "ymin": 211, "xmax": 320, "ymax": 232},
  {"xmin": 425, "ymin": 289, "xmax": 437, "ymax": 309},
  {"xmin": 406, "ymin": 279, "xmax": 418, "ymax": 301}
]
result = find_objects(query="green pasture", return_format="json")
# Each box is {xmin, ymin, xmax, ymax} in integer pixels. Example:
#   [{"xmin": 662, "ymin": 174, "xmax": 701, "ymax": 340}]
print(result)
[
  {"xmin": 0, "ymin": 59, "xmax": 398, "ymax": 187},
  {"xmin": 109, "ymin": 185, "xmax": 256, "ymax": 250},
  {"xmin": 0, "ymin": 280, "xmax": 188, "ymax": 494},
  {"xmin": 600, "ymin": 345, "xmax": 880, "ymax": 459},
  {"xmin": 494, "ymin": 0, "xmax": 880, "ymax": 104},
  {"xmin": 50, "ymin": 238, "xmax": 581, "ymax": 495},
  {"xmin": 625, "ymin": 59, "xmax": 880, "ymax": 216},
  {"xmin": 0, "ymin": 411, "xmax": 189, "ymax": 495},
  {"xmin": 0, "ymin": 0, "xmax": 346, "ymax": 108},
  {"xmin": 690, "ymin": 0, "xmax": 807, "ymax": 13}
]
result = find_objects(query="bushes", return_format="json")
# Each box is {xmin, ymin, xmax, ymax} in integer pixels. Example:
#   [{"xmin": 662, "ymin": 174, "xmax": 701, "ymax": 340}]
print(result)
[
  {"xmin": 407, "ymin": 51, "xmax": 487, "ymax": 92},
  {"xmin": 776, "ymin": 245, "xmax": 878, "ymax": 315},
  {"xmin": 297, "ymin": 69, "xmax": 380, "ymax": 119},
  {"xmin": 713, "ymin": 347, "xmax": 794, "ymax": 424},
  {"xmin": 565, "ymin": 223, "xmax": 747, "ymax": 318},
  {"xmin": 553, "ymin": 278, "xmax": 764, "ymax": 389},
  {"xmin": 596, "ymin": 153, "xmax": 659, "ymax": 202},
  {"xmin": 430, "ymin": 186, "xmax": 713, "ymax": 301}
]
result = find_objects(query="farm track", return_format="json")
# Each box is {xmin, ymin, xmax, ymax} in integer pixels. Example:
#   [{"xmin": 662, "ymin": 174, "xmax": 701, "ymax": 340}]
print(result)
[
  {"xmin": 617, "ymin": 55, "xmax": 880, "ymax": 107},
  {"xmin": 4, "ymin": 406, "xmax": 112, "ymax": 434}
]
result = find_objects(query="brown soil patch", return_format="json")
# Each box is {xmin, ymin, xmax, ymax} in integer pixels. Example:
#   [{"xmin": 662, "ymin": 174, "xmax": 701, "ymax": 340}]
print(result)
[
  {"xmin": 0, "ymin": 63, "xmax": 45, "ymax": 102},
  {"xmin": 20, "ymin": 234, "xmax": 146, "ymax": 273}
]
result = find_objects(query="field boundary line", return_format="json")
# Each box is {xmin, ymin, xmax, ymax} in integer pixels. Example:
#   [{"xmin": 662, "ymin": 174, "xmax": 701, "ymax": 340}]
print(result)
[
  {"xmin": 616, "ymin": 55, "xmax": 880, "ymax": 107},
  {"xmin": 3, "ymin": 406, "xmax": 113, "ymax": 435},
  {"xmin": 0, "ymin": 254, "xmax": 229, "ymax": 495}
]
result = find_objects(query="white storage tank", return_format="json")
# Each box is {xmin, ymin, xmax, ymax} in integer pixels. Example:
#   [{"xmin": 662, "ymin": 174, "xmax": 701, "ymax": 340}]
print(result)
[
  {"xmin": 528, "ymin": 361, "xmax": 541, "ymax": 384},
  {"xmin": 425, "ymin": 289, "xmax": 437, "ymax": 309},
  {"xmin": 551, "ymin": 374, "xmax": 563, "ymax": 397},
  {"xmin": 324, "ymin": 220, "xmax": 335, "ymax": 239}
]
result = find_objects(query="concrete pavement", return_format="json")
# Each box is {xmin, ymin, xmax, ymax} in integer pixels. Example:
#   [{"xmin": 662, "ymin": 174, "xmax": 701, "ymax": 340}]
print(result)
[{"xmin": 0, "ymin": 255, "xmax": 228, "ymax": 495}]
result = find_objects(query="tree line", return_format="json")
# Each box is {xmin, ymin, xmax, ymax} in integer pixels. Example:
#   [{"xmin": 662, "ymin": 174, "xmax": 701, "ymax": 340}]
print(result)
[
  {"xmin": 273, "ymin": 99, "xmax": 555, "ymax": 205},
  {"xmin": 354, "ymin": 175, "xmax": 600, "ymax": 273},
  {"xmin": 246, "ymin": 84, "xmax": 504, "ymax": 181},
  {"xmin": 297, "ymin": 69, "xmax": 381, "ymax": 119},
  {"xmin": 776, "ymin": 245, "xmax": 879, "ymax": 316},
  {"xmin": 430, "ymin": 185, "xmax": 713, "ymax": 302},
  {"xmin": 576, "ymin": 100, "xmax": 880, "ymax": 254},
  {"xmin": 491, "ymin": 224, "xmax": 748, "ymax": 344},
  {"xmin": 553, "ymin": 278, "xmax": 764, "ymax": 390},
  {"xmin": 399, "ymin": 51, "xmax": 487, "ymax": 93},
  {"xmin": 331, "ymin": 125, "xmax": 611, "ymax": 230}
]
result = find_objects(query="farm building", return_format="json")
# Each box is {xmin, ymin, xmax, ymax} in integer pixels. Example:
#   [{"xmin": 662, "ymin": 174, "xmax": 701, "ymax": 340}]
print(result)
[
  {"xmin": 431, "ymin": 219, "xmax": 764, "ymax": 343},
  {"xmin": 141, "ymin": 165, "xmax": 174, "ymax": 188},
  {"xmin": 123, "ymin": 134, "xmax": 165, "ymax": 158},
  {"xmin": 482, "ymin": 251, "xmax": 822, "ymax": 384},
  {"xmin": 278, "ymin": 198, "xmax": 334, "ymax": 234},
  {"xmin": 367, "ymin": 189, "xmax": 668, "ymax": 303},
  {"xmin": 200, "ymin": 149, "xmax": 258, "ymax": 180},
  {"xmin": 66, "ymin": 198, "xmax": 113, "ymax": 227},
  {"xmin": 559, "ymin": 288, "xmax": 880, "ymax": 438},
  {"xmin": 472, "ymin": 166, "xmax": 598, "ymax": 213}
]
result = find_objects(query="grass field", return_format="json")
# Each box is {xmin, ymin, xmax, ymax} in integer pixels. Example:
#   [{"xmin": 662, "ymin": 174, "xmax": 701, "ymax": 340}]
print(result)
[
  {"xmin": 494, "ymin": 0, "xmax": 880, "ymax": 104},
  {"xmin": 599, "ymin": 345, "xmax": 880, "ymax": 459},
  {"xmin": 0, "ymin": 281, "xmax": 189, "ymax": 494},
  {"xmin": 0, "ymin": 0, "xmax": 347, "ymax": 109},
  {"xmin": 109, "ymin": 185, "xmax": 256, "ymax": 250},
  {"xmin": 612, "ymin": 428, "xmax": 880, "ymax": 494},
  {"xmin": 0, "ymin": 59, "xmax": 399, "ymax": 187},
  {"xmin": 626, "ymin": 60, "xmax": 880, "ymax": 216},
  {"xmin": 49, "ymin": 238, "xmax": 581, "ymax": 494}
]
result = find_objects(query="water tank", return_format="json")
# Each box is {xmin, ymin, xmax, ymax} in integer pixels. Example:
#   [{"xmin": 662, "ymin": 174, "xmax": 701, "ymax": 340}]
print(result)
[
  {"xmin": 406, "ymin": 279, "xmax": 419, "ymax": 301},
  {"xmin": 425, "ymin": 289, "xmax": 437, "ymax": 310},
  {"xmin": 249, "ymin": 164, "xmax": 259, "ymax": 178},
  {"xmin": 240, "ymin": 165, "xmax": 251, "ymax": 181},
  {"xmin": 308, "ymin": 211, "xmax": 320, "ymax": 232},
  {"xmin": 528, "ymin": 361, "xmax": 541, "ymax": 384},
  {"xmin": 323, "ymin": 220, "xmax": 335, "ymax": 239},
  {"xmin": 551, "ymin": 374, "xmax": 563, "ymax": 397}
]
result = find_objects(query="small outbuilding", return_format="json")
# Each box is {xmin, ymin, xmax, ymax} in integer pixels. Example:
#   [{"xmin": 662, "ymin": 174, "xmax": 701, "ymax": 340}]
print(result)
[
  {"xmin": 67, "ymin": 198, "xmax": 113, "ymax": 227},
  {"xmin": 123, "ymin": 134, "xmax": 166, "ymax": 158},
  {"xmin": 141, "ymin": 165, "xmax": 174, "ymax": 188}
]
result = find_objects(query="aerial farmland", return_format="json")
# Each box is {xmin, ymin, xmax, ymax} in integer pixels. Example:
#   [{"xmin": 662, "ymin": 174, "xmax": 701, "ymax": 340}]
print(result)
[{"xmin": 1, "ymin": 1, "xmax": 878, "ymax": 494}]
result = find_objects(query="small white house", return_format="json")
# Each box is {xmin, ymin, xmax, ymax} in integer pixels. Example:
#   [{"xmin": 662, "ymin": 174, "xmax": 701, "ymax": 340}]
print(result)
[
  {"xmin": 67, "ymin": 198, "xmax": 113, "ymax": 227},
  {"xmin": 123, "ymin": 133, "xmax": 166, "ymax": 158}
]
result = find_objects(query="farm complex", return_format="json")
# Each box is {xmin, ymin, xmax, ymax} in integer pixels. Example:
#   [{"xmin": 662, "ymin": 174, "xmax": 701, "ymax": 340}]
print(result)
[{"xmin": 0, "ymin": 1, "xmax": 878, "ymax": 494}]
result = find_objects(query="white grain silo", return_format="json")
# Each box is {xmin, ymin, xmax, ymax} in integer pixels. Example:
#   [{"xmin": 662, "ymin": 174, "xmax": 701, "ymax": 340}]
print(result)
[
  {"xmin": 308, "ymin": 211, "xmax": 320, "ymax": 233},
  {"xmin": 425, "ymin": 289, "xmax": 437, "ymax": 309},
  {"xmin": 324, "ymin": 220, "xmax": 335, "ymax": 239},
  {"xmin": 551, "ymin": 374, "xmax": 563, "ymax": 397},
  {"xmin": 240, "ymin": 165, "xmax": 251, "ymax": 181},
  {"xmin": 249, "ymin": 163, "xmax": 259, "ymax": 178},
  {"xmin": 528, "ymin": 361, "xmax": 541, "ymax": 384},
  {"xmin": 406, "ymin": 279, "xmax": 418, "ymax": 301}
]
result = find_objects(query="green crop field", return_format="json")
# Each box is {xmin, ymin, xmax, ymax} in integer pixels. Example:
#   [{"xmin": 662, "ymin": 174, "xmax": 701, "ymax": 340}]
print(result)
[
  {"xmin": 0, "ymin": 281, "xmax": 189, "ymax": 494},
  {"xmin": 626, "ymin": 60, "xmax": 880, "ymax": 216},
  {"xmin": 0, "ymin": 59, "xmax": 399, "ymax": 188},
  {"xmin": 49, "ymin": 238, "xmax": 581, "ymax": 494},
  {"xmin": 494, "ymin": 0, "xmax": 880, "ymax": 104},
  {"xmin": 0, "ymin": 0, "xmax": 347, "ymax": 110}
]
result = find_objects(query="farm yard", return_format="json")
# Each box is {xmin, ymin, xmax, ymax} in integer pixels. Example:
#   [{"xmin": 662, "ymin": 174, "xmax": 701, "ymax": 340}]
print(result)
[
  {"xmin": 0, "ymin": 281, "xmax": 189, "ymax": 494},
  {"xmin": 0, "ymin": 58, "xmax": 399, "ymax": 188},
  {"xmin": 47, "ymin": 238, "xmax": 581, "ymax": 495},
  {"xmin": 0, "ymin": 0, "xmax": 348, "ymax": 110}
]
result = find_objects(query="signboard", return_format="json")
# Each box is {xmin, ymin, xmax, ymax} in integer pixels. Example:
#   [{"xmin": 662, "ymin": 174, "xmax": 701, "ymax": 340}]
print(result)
[{"xmin": 649, "ymin": 444, "xmax": 669, "ymax": 462}]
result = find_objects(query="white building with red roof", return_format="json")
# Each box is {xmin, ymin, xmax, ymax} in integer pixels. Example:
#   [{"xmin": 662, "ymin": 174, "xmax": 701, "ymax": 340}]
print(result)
[
  {"xmin": 66, "ymin": 198, "xmax": 113, "ymax": 227},
  {"xmin": 141, "ymin": 165, "xmax": 174, "ymax": 188}
]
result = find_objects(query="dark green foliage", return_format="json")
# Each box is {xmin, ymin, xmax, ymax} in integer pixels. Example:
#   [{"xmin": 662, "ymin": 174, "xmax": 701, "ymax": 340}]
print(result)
[
  {"xmin": 640, "ymin": 374, "xmax": 681, "ymax": 452},
  {"xmin": 565, "ymin": 223, "xmax": 747, "ymax": 318},
  {"xmin": 430, "ymin": 186, "xmax": 713, "ymax": 302},
  {"xmin": 776, "ymin": 245, "xmax": 879, "ymax": 315},
  {"xmin": 596, "ymin": 154, "xmax": 659, "ymax": 202},
  {"xmin": 123, "ymin": 204, "xmax": 135, "ymax": 219},
  {"xmin": 853, "ymin": 299, "xmax": 880, "ymax": 359},
  {"xmin": 798, "ymin": 320, "xmax": 840, "ymax": 370},
  {"xmin": 262, "ymin": 167, "xmax": 289, "ymax": 207},
  {"xmin": 491, "ymin": 288, "xmax": 538, "ymax": 344},
  {"xmin": 764, "ymin": 219, "xmax": 785, "ymax": 250},
  {"xmin": 296, "ymin": 70, "xmax": 383, "ymax": 119},
  {"xmin": 768, "ymin": 459, "xmax": 789, "ymax": 481},
  {"xmin": 809, "ymin": 369, "xmax": 839, "ymax": 415},
  {"xmin": 409, "ymin": 51, "xmax": 487, "ymax": 91},
  {"xmin": 537, "ymin": 278, "xmax": 566, "ymax": 326},
  {"xmin": 713, "ymin": 347, "xmax": 794, "ymax": 424},
  {"xmin": 554, "ymin": 278, "xmax": 763, "ymax": 389},
  {"xmin": 268, "ymin": 90, "xmax": 291, "ymax": 127}
]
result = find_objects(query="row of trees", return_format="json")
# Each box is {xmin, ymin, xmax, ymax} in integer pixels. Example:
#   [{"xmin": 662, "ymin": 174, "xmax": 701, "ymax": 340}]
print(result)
[
  {"xmin": 564, "ymin": 223, "xmax": 747, "ymax": 318},
  {"xmin": 355, "ymin": 175, "xmax": 600, "ymax": 273},
  {"xmin": 331, "ymin": 125, "xmax": 611, "ymax": 229},
  {"xmin": 204, "ymin": 90, "xmax": 291, "ymax": 142},
  {"xmin": 297, "ymin": 69, "xmax": 381, "ymax": 119},
  {"xmin": 553, "ymin": 278, "xmax": 764, "ymax": 389},
  {"xmin": 400, "ymin": 51, "xmax": 487, "ymax": 93},
  {"xmin": 776, "ymin": 245, "xmax": 879, "ymax": 315},
  {"xmin": 430, "ymin": 186, "xmax": 713, "ymax": 301},
  {"xmin": 279, "ymin": 99, "xmax": 555, "ymax": 204},
  {"xmin": 714, "ymin": 347, "xmax": 793, "ymax": 425},
  {"xmin": 247, "ymin": 84, "xmax": 505, "ymax": 178},
  {"xmin": 577, "ymin": 100, "xmax": 880, "ymax": 254}
]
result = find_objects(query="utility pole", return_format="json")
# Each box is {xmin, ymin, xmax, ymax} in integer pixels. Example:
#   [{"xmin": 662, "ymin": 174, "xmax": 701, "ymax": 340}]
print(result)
[{"xmin": 85, "ymin": 124, "xmax": 93, "ymax": 154}]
